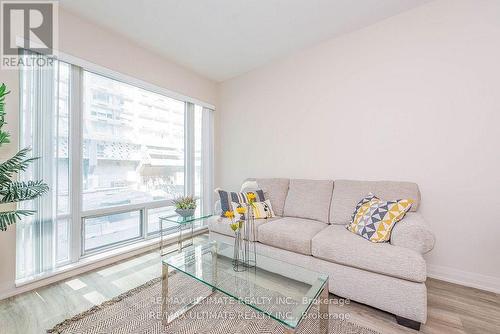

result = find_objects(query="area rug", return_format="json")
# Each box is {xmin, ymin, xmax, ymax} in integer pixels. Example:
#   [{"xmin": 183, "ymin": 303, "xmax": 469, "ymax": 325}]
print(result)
[{"xmin": 48, "ymin": 273, "xmax": 380, "ymax": 334}]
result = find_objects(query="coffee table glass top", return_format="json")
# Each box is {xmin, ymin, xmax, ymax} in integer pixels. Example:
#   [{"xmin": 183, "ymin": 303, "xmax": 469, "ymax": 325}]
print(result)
[{"xmin": 163, "ymin": 240, "xmax": 328, "ymax": 329}]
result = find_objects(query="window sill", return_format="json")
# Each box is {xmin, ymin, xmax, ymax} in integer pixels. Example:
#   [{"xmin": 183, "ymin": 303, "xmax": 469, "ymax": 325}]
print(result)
[{"xmin": 14, "ymin": 226, "xmax": 208, "ymax": 290}]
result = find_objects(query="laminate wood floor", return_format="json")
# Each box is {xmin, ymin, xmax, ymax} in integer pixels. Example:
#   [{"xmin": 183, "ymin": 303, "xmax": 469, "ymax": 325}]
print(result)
[{"xmin": 0, "ymin": 236, "xmax": 498, "ymax": 334}]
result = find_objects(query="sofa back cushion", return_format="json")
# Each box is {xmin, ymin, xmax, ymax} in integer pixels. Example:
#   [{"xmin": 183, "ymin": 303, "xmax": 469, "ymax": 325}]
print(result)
[
  {"xmin": 283, "ymin": 179, "xmax": 334, "ymax": 223},
  {"xmin": 241, "ymin": 178, "xmax": 290, "ymax": 216},
  {"xmin": 330, "ymin": 179, "xmax": 421, "ymax": 225}
]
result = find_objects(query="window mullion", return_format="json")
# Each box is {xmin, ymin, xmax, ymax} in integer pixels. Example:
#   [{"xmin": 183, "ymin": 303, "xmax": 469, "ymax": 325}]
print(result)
[{"xmin": 69, "ymin": 65, "xmax": 83, "ymax": 263}]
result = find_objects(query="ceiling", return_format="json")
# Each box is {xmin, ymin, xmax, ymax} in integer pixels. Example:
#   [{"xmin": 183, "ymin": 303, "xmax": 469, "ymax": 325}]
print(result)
[{"xmin": 60, "ymin": 0, "xmax": 430, "ymax": 82}]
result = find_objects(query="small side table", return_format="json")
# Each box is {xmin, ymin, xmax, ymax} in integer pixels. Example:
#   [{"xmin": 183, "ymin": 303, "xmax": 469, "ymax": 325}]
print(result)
[{"xmin": 159, "ymin": 212, "xmax": 213, "ymax": 255}]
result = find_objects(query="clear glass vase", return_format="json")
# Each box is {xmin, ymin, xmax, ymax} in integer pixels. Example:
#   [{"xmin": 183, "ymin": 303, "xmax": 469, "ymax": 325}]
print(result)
[
  {"xmin": 232, "ymin": 229, "xmax": 245, "ymax": 272},
  {"xmin": 242, "ymin": 204, "xmax": 257, "ymax": 268}
]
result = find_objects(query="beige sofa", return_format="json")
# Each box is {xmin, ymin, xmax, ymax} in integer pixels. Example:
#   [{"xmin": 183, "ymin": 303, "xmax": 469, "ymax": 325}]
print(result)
[{"xmin": 208, "ymin": 178, "xmax": 435, "ymax": 330}]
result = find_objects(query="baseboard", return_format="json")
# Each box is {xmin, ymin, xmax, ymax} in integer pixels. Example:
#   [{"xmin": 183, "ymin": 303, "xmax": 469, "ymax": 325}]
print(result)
[{"xmin": 427, "ymin": 264, "xmax": 500, "ymax": 294}]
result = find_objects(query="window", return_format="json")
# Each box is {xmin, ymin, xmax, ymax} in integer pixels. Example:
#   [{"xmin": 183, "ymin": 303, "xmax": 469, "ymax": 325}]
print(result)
[
  {"xmin": 81, "ymin": 71, "xmax": 186, "ymax": 210},
  {"xmin": 83, "ymin": 210, "xmax": 142, "ymax": 252},
  {"xmin": 17, "ymin": 50, "xmax": 214, "ymax": 281}
]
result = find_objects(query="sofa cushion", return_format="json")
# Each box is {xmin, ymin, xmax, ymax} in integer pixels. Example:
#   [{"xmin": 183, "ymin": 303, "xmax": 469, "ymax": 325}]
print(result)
[
  {"xmin": 311, "ymin": 225, "xmax": 426, "ymax": 282},
  {"xmin": 253, "ymin": 178, "xmax": 290, "ymax": 216},
  {"xmin": 283, "ymin": 179, "xmax": 334, "ymax": 223},
  {"xmin": 208, "ymin": 216, "xmax": 277, "ymax": 241},
  {"xmin": 258, "ymin": 217, "xmax": 327, "ymax": 255},
  {"xmin": 330, "ymin": 180, "xmax": 421, "ymax": 224}
]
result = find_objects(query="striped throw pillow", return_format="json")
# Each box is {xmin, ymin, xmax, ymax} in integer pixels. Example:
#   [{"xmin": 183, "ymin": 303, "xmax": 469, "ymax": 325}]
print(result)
[
  {"xmin": 232, "ymin": 200, "xmax": 275, "ymax": 219},
  {"xmin": 217, "ymin": 189, "xmax": 265, "ymax": 217}
]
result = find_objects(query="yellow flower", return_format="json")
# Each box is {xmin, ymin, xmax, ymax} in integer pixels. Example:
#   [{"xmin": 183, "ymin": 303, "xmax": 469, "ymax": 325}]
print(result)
[
  {"xmin": 224, "ymin": 210, "xmax": 235, "ymax": 219},
  {"xmin": 230, "ymin": 222, "xmax": 239, "ymax": 232},
  {"xmin": 236, "ymin": 206, "xmax": 246, "ymax": 214},
  {"xmin": 247, "ymin": 192, "xmax": 256, "ymax": 203}
]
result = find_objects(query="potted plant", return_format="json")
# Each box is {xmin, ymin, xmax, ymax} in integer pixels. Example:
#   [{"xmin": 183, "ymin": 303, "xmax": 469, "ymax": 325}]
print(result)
[{"xmin": 172, "ymin": 195, "xmax": 197, "ymax": 218}]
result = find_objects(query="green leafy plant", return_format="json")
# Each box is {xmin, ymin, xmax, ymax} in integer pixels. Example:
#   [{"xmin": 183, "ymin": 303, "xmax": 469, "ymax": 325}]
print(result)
[
  {"xmin": 172, "ymin": 195, "xmax": 197, "ymax": 210},
  {"xmin": 0, "ymin": 83, "xmax": 49, "ymax": 231}
]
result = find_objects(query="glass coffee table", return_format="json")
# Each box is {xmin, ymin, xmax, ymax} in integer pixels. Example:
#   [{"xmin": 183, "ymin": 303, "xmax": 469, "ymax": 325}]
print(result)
[
  {"xmin": 158, "ymin": 211, "xmax": 212, "ymax": 255},
  {"xmin": 161, "ymin": 240, "xmax": 329, "ymax": 333}
]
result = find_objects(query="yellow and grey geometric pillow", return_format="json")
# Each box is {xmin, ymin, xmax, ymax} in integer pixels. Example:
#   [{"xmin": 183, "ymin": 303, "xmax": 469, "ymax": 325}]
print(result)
[
  {"xmin": 346, "ymin": 193, "xmax": 413, "ymax": 242},
  {"xmin": 350, "ymin": 193, "xmax": 378, "ymax": 223}
]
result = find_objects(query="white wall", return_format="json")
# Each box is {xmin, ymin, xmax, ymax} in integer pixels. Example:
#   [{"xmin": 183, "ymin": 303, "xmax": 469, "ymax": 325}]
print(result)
[
  {"xmin": 217, "ymin": 0, "xmax": 500, "ymax": 292},
  {"xmin": 0, "ymin": 9, "xmax": 217, "ymax": 298}
]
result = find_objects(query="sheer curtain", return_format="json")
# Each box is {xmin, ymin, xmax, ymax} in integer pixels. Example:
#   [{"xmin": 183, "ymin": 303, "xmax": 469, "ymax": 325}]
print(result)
[
  {"xmin": 201, "ymin": 107, "xmax": 214, "ymax": 215},
  {"xmin": 16, "ymin": 50, "xmax": 64, "ymax": 280},
  {"xmin": 192, "ymin": 104, "xmax": 214, "ymax": 216}
]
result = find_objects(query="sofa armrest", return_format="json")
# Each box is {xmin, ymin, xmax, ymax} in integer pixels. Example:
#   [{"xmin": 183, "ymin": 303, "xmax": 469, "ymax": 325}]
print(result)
[{"xmin": 391, "ymin": 212, "xmax": 435, "ymax": 254}]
